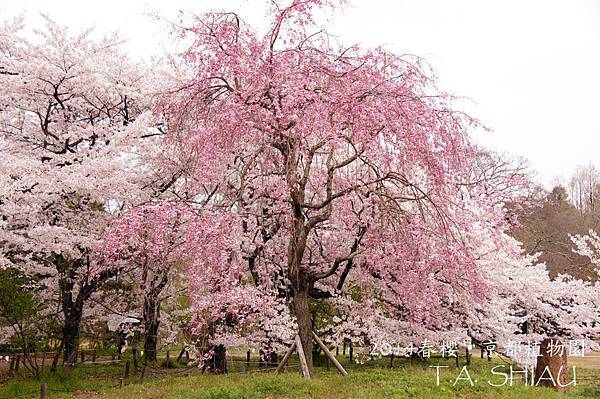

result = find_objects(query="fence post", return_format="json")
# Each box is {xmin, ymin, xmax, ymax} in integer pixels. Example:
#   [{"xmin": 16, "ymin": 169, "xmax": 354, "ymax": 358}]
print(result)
[
  {"xmin": 92, "ymin": 349, "xmax": 97, "ymax": 364},
  {"xmin": 466, "ymin": 347, "xmax": 471, "ymax": 365},
  {"xmin": 15, "ymin": 354, "xmax": 20, "ymax": 372},
  {"xmin": 124, "ymin": 360, "xmax": 130, "ymax": 379},
  {"xmin": 246, "ymin": 350, "xmax": 251, "ymax": 367},
  {"xmin": 40, "ymin": 383, "xmax": 47, "ymax": 399},
  {"xmin": 166, "ymin": 350, "xmax": 170, "ymax": 365},
  {"xmin": 140, "ymin": 364, "xmax": 146, "ymax": 383},
  {"xmin": 349, "ymin": 342, "xmax": 353, "ymax": 363},
  {"xmin": 133, "ymin": 349, "xmax": 139, "ymax": 372},
  {"xmin": 80, "ymin": 351, "xmax": 85, "ymax": 364}
]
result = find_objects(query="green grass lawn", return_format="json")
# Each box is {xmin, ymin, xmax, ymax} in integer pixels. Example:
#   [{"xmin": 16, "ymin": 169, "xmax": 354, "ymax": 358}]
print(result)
[{"xmin": 1, "ymin": 356, "xmax": 598, "ymax": 398}]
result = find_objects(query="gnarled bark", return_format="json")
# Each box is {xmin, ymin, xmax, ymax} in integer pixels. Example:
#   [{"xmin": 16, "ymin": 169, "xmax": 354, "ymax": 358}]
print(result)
[
  {"xmin": 293, "ymin": 284, "xmax": 314, "ymax": 377},
  {"xmin": 142, "ymin": 296, "xmax": 161, "ymax": 363}
]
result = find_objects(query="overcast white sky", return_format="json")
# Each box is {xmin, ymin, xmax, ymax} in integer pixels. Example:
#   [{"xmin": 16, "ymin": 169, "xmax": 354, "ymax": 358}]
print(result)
[{"xmin": 2, "ymin": 0, "xmax": 599, "ymax": 187}]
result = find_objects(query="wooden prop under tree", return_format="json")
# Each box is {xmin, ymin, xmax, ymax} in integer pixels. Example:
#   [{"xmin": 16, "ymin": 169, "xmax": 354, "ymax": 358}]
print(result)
[{"xmin": 276, "ymin": 332, "xmax": 348, "ymax": 379}]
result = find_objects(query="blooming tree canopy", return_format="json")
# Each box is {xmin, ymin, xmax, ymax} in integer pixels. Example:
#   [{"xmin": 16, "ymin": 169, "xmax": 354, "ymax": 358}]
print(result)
[
  {"xmin": 97, "ymin": 202, "xmax": 193, "ymax": 362},
  {"xmin": 0, "ymin": 1, "xmax": 596, "ymax": 379},
  {"xmin": 159, "ymin": 0, "xmax": 521, "ymax": 375},
  {"xmin": 0, "ymin": 17, "xmax": 163, "ymax": 361}
]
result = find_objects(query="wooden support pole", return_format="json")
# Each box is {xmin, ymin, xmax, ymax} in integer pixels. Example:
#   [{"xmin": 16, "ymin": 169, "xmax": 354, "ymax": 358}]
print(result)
[
  {"xmin": 276, "ymin": 342, "xmax": 297, "ymax": 373},
  {"xmin": 246, "ymin": 350, "xmax": 251, "ymax": 367},
  {"xmin": 311, "ymin": 332, "xmax": 347, "ymax": 376},
  {"xmin": 177, "ymin": 345, "xmax": 185, "ymax": 363},
  {"xmin": 295, "ymin": 335, "xmax": 311, "ymax": 379},
  {"xmin": 92, "ymin": 349, "xmax": 97, "ymax": 363},
  {"xmin": 40, "ymin": 383, "xmax": 47, "ymax": 399},
  {"xmin": 166, "ymin": 350, "xmax": 170, "ymax": 365}
]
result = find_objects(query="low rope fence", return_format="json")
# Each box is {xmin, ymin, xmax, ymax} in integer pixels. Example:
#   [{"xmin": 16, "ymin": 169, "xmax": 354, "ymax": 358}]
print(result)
[{"xmin": 1, "ymin": 347, "xmax": 598, "ymax": 398}]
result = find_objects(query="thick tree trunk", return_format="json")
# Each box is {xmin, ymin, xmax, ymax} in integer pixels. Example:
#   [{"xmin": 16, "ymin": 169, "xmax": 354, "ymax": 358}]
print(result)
[
  {"xmin": 143, "ymin": 323, "xmax": 159, "ymax": 363},
  {"xmin": 204, "ymin": 344, "xmax": 227, "ymax": 374},
  {"xmin": 535, "ymin": 338, "xmax": 569, "ymax": 392},
  {"xmin": 55, "ymin": 254, "xmax": 120, "ymax": 367},
  {"xmin": 143, "ymin": 296, "xmax": 160, "ymax": 363},
  {"xmin": 293, "ymin": 285, "xmax": 314, "ymax": 377},
  {"xmin": 62, "ymin": 305, "xmax": 83, "ymax": 364}
]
